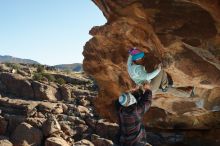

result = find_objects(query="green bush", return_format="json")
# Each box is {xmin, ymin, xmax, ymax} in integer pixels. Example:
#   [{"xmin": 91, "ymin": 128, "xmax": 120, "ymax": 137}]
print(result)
[
  {"xmin": 33, "ymin": 72, "xmax": 55, "ymax": 82},
  {"xmin": 43, "ymin": 73, "xmax": 55, "ymax": 82},
  {"xmin": 56, "ymin": 78, "xmax": 66, "ymax": 85},
  {"xmin": 33, "ymin": 73, "xmax": 44, "ymax": 81},
  {"xmin": 63, "ymin": 69, "xmax": 71, "ymax": 74},
  {"xmin": 37, "ymin": 65, "xmax": 45, "ymax": 73},
  {"xmin": 5, "ymin": 62, "xmax": 12, "ymax": 67},
  {"xmin": 5, "ymin": 63, "xmax": 20, "ymax": 70}
]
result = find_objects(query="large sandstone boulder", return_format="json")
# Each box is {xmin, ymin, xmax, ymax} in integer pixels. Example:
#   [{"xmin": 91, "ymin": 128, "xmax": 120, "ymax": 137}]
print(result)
[
  {"xmin": 32, "ymin": 81, "xmax": 61, "ymax": 101},
  {"xmin": 0, "ymin": 97, "xmax": 38, "ymax": 116},
  {"xmin": 25, "ymin": 118, "xmax": 46, "ymax": 129},
  {"xmin": 95, "ymin": 120, "xmax": 119, "ymax": 141},
  {"xmin": 37, "ymin": 102, "xmax": 64, "ymax": 114},
  {"xmin": 0, "ymin": 73, "xmax": 34, "ymax": 98},
  {"xmin": 5, "ymin": 114, "xmax": 26, "ymax": 135},
  {"xmin": 83, "ymin": 0, "xmax": 220, "ymax": 129},
  {"xmin": 59, "ymin": 84, "xmax": 74, "ymax": 101},
  {"xmin": 42, "ymin": 115, "xmax": 61, "ymax": 137},
  {"xmin": 11, "ymin": 122, "xmax": 43, "ymax": 146}
]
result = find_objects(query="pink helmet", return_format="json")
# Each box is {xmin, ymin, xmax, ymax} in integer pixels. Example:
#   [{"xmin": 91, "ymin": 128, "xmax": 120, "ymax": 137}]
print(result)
[{"xmin": 129, "ymin": 47, "xmax": 142, "ymax": 55}]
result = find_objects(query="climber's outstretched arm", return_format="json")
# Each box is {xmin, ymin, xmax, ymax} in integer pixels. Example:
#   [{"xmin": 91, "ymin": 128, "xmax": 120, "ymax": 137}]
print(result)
[
  {"xmin": 146, "ymin": 67, "xmax": 161, "ymax": 80},
  {"xmin": 127, "ymin": 54, "xmax": 161, "ymax": 82},
  {"xmin": 135, "ymin": 65, "xmax": 161, "ymax": 81}
]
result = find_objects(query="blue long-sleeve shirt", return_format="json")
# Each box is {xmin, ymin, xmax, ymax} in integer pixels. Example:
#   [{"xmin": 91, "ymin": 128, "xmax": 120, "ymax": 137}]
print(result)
[{"xmin": 127, "ymin": 55, "xmax": 161, "ymax": 85}]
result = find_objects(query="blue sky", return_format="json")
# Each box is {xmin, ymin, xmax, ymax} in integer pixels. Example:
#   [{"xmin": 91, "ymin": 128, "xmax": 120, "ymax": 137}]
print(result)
[{"xmin": 0, "ymin": 0, "xmax": 106, "ymax": 65}]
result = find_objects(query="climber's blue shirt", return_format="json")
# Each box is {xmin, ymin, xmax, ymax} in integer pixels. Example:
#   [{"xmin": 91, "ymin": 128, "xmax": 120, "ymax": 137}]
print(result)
[{"xmin": 127, "ymin": 55, "xmax": 161, "ymax": 85}]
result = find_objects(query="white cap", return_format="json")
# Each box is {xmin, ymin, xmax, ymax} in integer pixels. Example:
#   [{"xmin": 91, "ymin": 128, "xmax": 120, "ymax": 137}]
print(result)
[{"xmin": 119, "ymin": 93, "xmax": 137, "ymax": 107}]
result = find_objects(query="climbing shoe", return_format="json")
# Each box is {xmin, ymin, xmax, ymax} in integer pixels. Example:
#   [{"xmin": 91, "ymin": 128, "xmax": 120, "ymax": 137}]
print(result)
[
  {"xmin": 190, "ymin": 87, "xmax": 195, "ymax": 97},
  {"xmin": 162, "ymin": 87, "xmax": 168, "ymax": 92},
  {"xmin": 167, "ymin": 73, "xmax": 173, "ymax": 87}
]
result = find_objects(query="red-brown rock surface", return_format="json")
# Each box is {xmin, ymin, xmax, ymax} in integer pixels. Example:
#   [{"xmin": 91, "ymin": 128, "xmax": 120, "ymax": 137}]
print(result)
[{"xmin": 83, "ymin": 0, "xmax": 220, "ymax": 128}]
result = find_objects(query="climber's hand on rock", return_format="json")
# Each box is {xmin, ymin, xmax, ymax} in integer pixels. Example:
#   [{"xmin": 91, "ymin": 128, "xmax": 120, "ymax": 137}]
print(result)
[
  {"xmin": 142, "ymin": 82, "xmax": 151, "ymax": 90},
  {"xmin": 127, "ymin": 85, "xmax": 140, "ymax": 93},
  {"xmin": 154, "ymin": 63, "xmax": 162, "ymax": 70},
  {"xmin": 158, "ymin": 63, "xmax": 162, "ymax": 70},
  {"xmin": 131, "ymin": 85, "xmax": 140, "ymax": 92}
]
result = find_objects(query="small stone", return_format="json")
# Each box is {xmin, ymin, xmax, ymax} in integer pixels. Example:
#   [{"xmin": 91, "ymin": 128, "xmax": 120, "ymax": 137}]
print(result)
[
  {"xmin": 60, "ymin": 123, "xmax": 76, "ymax": 137},
  {"xmin": 42, "ymin": 115, "xmax": 61, "ymax": 137},
  {"xmin": 80, "ymin": 97, "xmax": 91, "ymax": 107},
  {"xmin": 73, "ymin": 139, "xmax": 94, "ymax": 146},
  {"xmin": 77, "ymin": 105, "xmax": 90, "ymax": 115},
  {"xmin": 45, "ymin": 137, "xmax": 69, "ymax": 146},
  {"xmin": 91, "ymin": 134, "xmax": 114, "ymax": 146},
  {"xmin": 52, "ymin": 104, "xmax": 64, "ymax": 114},
  {"xmin": 85, "ymin": 117, "xmax": 97, "ymax": 129},
  {"xmin": 76, "ymin": 124, "xmax": 88, "ymax": 133},
  {"xmin": 0, "ymin": 136, "xmax": 13, "ymax": 146},
  {"xmin": 67, "ymin": 116, "xmax": 86, "ymax": 125},
  {"xmin": 36, "ymin": 112, "xmax": 45, "ymax": 118},
  {"xmin": 62, "ymin": 104, "xmax": 69, "ymax": 114}
]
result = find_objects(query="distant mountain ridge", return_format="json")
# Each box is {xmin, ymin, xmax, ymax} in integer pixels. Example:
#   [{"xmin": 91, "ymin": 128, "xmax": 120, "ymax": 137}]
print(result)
[
  {"xmin": 0, "ymin": 55, "xmax": 39, "ymax": 64},
  {"xmin": 0, "ymin": 55, "xmax": 83, "ymax": 72},
  {"xmin": 54, "ymin": 63, "xmax": 83, "ymax": 72}
]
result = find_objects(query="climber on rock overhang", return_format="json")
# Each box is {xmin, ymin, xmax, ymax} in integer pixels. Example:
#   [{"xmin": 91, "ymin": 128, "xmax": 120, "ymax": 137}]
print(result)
[
  {"xmin": 127, "ymin": 47, "xmax": 171, "ymax": 93},
  {"xmin": 127, "ymin": 47, "xmax": 194, "ymax": 97}
]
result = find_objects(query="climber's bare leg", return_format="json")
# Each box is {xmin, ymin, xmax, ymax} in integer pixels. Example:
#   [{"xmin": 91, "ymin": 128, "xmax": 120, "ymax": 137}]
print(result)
[
  {"xmin": 150, "ymin": 69, "xmax": 194, "ymax": 97},
  {"xmin": 150, "ymin": 70, "xmax": 164, "ymax": 93},
  {"xmin": 160, "ymin": 70, "xmax": 169, "ymax": 89},
  {"xmin": 156, "ymin": 87, "xmax": 193, "ymax": 97}
]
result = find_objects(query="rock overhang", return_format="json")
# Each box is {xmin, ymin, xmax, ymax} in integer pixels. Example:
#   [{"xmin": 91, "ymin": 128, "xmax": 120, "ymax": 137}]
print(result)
[{"xmin": 83, "ymin": 0, "xmax": 220, "ymax": 129}]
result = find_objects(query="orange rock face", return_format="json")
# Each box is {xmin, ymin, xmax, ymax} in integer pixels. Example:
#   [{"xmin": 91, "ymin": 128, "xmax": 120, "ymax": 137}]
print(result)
[{"xmin": 83, "ymin": 0, "xmax": 220, "ymax": 129}]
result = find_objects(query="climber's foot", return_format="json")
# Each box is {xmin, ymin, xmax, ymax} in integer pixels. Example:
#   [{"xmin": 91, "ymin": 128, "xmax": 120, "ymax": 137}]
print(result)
[
  {"xmin": 162, "ymin": 87, "xmax": 168, "ymax": 92},
  {"xmin": 190, "ymin": 86, "xmax": 195, "ymax": 97},
  {"xmin": 167, "ymin": 73, "xmax": 173, "ymax": 87}
]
